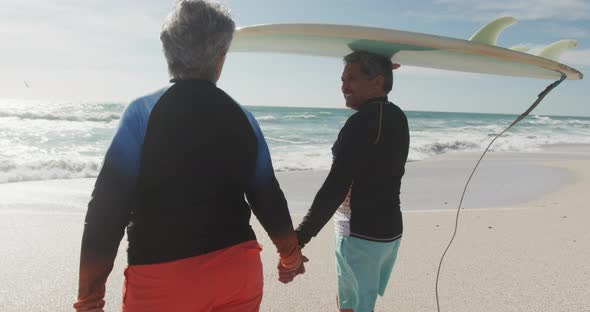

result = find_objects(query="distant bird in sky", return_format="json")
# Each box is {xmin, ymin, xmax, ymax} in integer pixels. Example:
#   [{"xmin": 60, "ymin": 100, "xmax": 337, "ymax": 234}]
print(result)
[{"xmin": 24, "ymin": 80, "xmax": 30, "ymax": 88}]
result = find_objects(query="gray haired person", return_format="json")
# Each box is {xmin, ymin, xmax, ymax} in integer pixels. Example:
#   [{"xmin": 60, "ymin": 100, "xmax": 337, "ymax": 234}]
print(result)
[
  {"xmin": 74, "ymin": 1, "xmax": 305, "ymax": 311},
  {"xmin": 296, "ymin": 51, "xmax": 408, "ymax": 312}
]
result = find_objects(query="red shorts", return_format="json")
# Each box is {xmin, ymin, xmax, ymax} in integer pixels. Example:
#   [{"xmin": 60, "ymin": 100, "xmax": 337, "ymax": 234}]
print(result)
[{"xmin": 122, "ymin": 240, "xmax": 263, "ymax": 312}]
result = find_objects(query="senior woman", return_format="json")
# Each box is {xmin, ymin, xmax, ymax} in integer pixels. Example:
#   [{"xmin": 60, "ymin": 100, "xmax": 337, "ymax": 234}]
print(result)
[{"xmin": 74, "ymin": 1, "xmax": 305, "ymax": 311}]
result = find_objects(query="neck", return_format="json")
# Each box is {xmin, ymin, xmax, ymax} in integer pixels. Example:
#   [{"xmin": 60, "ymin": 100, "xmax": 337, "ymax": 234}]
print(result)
[
  {"xmin": 362, "ymin": 95, "xmax": 388, "ymax": 105},
  {"xmin": 170, "ymin": 77, "xmax": 214, "ymax": 83}
]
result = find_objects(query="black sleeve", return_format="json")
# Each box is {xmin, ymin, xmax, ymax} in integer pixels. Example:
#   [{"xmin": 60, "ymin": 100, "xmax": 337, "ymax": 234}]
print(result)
[
  {"xmin": 296, "ymin": 116, "xmax": 367, "ymax": 247},
  {"xmin": 246, "ymin": 175, "xmax": 293, "ymax": 236},
  {"xmin": 242, "ymin": 109, "xmax": 299, "ymax": 259},
  {"xmin": 76, "ymin": 102, "xmax": 142, "ymax": 307},
  {"xmin": 242, "ymin": 109, "xmax": 294, "ymax": 237}
]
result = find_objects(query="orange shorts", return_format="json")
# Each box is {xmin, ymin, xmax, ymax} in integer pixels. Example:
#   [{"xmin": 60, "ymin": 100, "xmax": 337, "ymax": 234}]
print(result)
[{"xmin": 122, "ymin": 240, "xmax": 263, "ymax": 312}]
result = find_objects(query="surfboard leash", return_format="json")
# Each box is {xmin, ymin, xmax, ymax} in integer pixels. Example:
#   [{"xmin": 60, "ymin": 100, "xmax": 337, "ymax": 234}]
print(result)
[{"xmin": 435, "ymin": 73, "xmax": 567, "ymax": 312}]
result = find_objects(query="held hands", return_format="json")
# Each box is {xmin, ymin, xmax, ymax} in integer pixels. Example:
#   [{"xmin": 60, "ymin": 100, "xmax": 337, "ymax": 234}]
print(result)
[
  {"xmin": 271, "ymin": 230, "xmax": 309, "ymax": 284},
  {"xmin": 277, "ymin": 254, "xmax": 309, "ymax": 284},
  {"xmin": 73, "ymin": 288, "xmax": 106, "ymax": 312}
]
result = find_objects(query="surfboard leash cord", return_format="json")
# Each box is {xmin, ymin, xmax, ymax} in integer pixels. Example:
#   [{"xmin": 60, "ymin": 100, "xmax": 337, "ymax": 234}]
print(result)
[{"xmin": 434, "ymin": 73, "xmax": 567, "ymax": 312}]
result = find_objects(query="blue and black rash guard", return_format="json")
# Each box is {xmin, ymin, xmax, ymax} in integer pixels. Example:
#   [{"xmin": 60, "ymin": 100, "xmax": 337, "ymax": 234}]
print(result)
[
  {"xmin": 296, "ymin": 97, "xmax": 409, "ymax": 246},
  {"xmin": 77, "ymin": 79, "xmax": 296, "ymax": 304}
]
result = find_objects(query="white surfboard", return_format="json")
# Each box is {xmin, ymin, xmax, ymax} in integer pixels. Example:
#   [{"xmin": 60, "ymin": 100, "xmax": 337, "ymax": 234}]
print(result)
[{"xmin": 230, "ymin": 17, "xmax": 583, "ymax": 80}]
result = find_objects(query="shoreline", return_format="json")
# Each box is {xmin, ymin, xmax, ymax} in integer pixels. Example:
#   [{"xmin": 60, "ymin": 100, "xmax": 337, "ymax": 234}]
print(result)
[
  {"xmin": 1, "ymin": 142, "xmax": 588, "ymax": 211},
  {"xmin": 278, "ymin": 146, "xmax": 582, "ymax": 214}
]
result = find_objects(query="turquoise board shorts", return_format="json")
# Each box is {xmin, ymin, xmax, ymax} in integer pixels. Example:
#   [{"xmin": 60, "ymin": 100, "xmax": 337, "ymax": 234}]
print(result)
[{"xmin": 335, "ymin": 234, "xmax": 401, "ymax": 312}]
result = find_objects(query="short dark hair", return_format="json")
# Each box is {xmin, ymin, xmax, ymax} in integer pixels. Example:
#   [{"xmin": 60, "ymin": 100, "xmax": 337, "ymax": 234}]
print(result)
[{"xmin": 343, "ymin": 51, "xmax": 393, "ymax": 93}]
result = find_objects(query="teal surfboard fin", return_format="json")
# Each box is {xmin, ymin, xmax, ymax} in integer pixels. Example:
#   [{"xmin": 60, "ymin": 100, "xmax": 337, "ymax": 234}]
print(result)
[
  {"xmin": 469, "ymin": 16, "xmax": 517, "ymax": 46},
  {"xmin": 537, "ymin": 39, "xmax": 578, "ymax": 61},
  {"xmin": 510, "ymin": 44, "xmax": 530, "ymax": 52}
]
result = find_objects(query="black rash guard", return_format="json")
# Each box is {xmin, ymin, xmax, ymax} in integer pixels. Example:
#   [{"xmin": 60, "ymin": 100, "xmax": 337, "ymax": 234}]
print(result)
[
  {"xmin": 77, "ymin": 80, "xmax": 296, "ymax": 305},
  {"xmin": 296, "ymin": 97, "xmax": 409, "ymax": 245}
]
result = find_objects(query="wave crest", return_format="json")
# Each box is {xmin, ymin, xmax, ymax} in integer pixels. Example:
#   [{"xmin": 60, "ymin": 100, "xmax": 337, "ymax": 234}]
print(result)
[
  {"xmin": 0, "ymin": 111, "xmax": 120, "ymax": 123},
  {"xmin": 0, "ymin": 159, "xmax": 100, "ymax": 184}
]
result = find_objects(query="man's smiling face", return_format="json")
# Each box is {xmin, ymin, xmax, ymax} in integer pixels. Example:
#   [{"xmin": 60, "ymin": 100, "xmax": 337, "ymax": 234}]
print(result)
[{"xmin": 340, "ymin": 62, "xmax": 384, "ymax": 110}]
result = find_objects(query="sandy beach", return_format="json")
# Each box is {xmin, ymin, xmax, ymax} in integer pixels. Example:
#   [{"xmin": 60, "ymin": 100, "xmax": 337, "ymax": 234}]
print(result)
[{"xmin": 1, "ymin": 145, "xmax": 589, "ymax": 312}]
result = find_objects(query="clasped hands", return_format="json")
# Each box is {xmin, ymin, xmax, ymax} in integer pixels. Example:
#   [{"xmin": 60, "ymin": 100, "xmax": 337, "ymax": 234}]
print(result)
[{"xmin": 277, "ymin": 254, "xmax": 309, "ymax": 284}]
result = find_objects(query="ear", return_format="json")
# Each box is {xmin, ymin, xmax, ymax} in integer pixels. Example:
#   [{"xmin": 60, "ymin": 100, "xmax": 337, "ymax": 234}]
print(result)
[{"xmin": 372, "ymin": 75, "xmax": 385, "ymax": 91}]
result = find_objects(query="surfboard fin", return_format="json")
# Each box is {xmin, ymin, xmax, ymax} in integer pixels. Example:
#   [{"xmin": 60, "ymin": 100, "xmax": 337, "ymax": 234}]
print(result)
[
  {"xmin": 537, "ymin": 39, "xmax": 578, "ymax": 61},
  {"xmin": 510, "ymin": 44, "xmax": 530, "ymax": 53},
  {"xmin": 469, "ymin": 16, "xmax": 517, "ymax": 46}
]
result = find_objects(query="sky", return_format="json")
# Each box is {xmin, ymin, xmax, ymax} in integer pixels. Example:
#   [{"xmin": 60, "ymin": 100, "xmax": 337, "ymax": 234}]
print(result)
[{"xmin": 1, "ymin": 0, "xmax": 589, "ymax": 116}]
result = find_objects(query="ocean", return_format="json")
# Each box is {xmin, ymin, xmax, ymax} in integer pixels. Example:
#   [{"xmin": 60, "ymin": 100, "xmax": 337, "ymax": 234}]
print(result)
[{"xmin": 1, "ymin": 98, "xmax": 589, "ymax": 184}]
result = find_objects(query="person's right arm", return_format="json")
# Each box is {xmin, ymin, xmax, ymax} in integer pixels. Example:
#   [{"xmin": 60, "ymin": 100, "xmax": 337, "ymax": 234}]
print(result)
[{"xmin": 74, "ymin": 100, "xmax": 147, "ymax": 311}]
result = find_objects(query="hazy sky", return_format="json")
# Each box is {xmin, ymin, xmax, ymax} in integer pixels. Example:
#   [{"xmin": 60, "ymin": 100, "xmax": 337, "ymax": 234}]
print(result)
[{"xmin": 1, "ymin": 0, "xmax": 589, "ymax": 116}]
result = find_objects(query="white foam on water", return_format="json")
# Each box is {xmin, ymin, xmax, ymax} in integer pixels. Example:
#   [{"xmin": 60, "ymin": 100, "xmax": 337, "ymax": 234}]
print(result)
[
  {"xmin": 0, "ymin": 158, "xmax": 101, "ymax": 183},
  {"xmin": 2, "ymin": 100, "xmax": 589, "ymax": 183}
]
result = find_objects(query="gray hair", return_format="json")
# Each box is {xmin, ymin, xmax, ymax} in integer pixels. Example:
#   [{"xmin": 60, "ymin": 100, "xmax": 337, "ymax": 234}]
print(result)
[
  {"xmin": 344, "ymin": 51, "xmax": 393, "ymax": 93},
  {"xmin": 160, "ymin": 0, "xmax": 235, "ymax": 81}
]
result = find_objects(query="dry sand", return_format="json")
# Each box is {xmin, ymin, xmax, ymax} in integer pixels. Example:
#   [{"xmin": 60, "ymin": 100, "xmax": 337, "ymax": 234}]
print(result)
[{"xmin": 1, "ymin": 148, "xmax": 589, "ymax": 311}]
